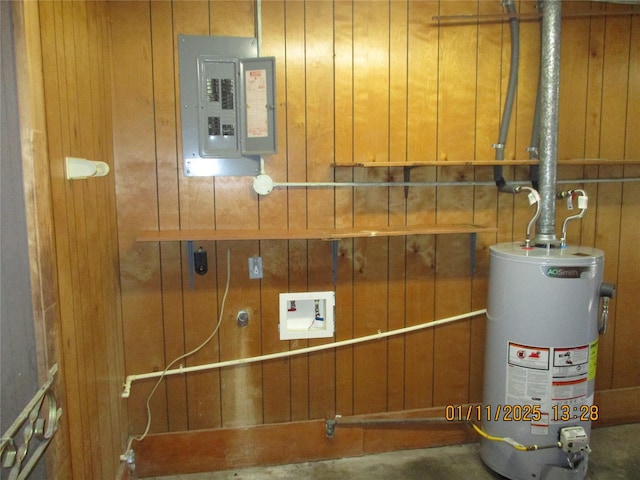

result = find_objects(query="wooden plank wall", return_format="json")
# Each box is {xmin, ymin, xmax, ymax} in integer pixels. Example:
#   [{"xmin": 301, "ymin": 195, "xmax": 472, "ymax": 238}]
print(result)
[
  {"xmin": 15, "ymin": 1, "xmax": 128, "ymax": 478},
  {"xmin": 8, "ymin": 2, "xmax": 71, "ymax": 478},
  {"xmin": 106, "ymin": 0, "xmax": 640, "ymax": 475}
]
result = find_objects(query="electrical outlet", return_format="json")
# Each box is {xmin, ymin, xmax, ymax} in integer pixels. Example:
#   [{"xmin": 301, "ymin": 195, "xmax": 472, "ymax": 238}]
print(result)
[{"xmin": 249, "ymin": 256, "xmax": 263, "ymax": 279}]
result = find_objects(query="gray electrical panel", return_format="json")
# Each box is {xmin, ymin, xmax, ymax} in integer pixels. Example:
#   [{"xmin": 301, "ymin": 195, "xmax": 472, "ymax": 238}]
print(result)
[{"xmin": 178, "ymin": 34, "xmax": 276, "ymax": 177}]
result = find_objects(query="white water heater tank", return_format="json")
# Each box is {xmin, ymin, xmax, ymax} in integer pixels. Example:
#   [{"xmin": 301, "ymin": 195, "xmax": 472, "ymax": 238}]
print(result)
[{"xmin": 481, "ymin": 242, "xmax": 604, "ymax": 480}]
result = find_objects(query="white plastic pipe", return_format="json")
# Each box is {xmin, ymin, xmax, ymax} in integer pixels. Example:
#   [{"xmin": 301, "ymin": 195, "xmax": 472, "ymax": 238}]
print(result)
[
  {"xmin": 253, "ymin": 177, "xmax": 640, "ymax": 194},
  {"xmin": 122, "ymin": 308, "xmax": 487, "ymax": 398}
]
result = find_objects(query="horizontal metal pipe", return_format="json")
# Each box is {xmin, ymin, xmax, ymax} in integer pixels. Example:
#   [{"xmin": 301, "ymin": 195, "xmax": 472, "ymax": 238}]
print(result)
[
  {"xmin": 333, "ymin": 417, "xmax": 452, "ymax": 426},
  {"xmin": 432, "ymin": 9, "xmax": 640, "ymax": 24},
  {"xmin": 272, "ymin": 178, "xmax": 640, "ymax": 189},
  {"xmin": 559, "ymin": 177, "xmax": 640, "ymax": 184}
]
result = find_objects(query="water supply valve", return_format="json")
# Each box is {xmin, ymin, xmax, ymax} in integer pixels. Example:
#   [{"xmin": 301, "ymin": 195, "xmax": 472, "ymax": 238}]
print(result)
[
  {"xmin": 514, "ymin": 186, "xmax": 541, "ymax": 248},
  {"xmin": 559, "ymin": 190, "xmax": 588, "ymax": 247}
]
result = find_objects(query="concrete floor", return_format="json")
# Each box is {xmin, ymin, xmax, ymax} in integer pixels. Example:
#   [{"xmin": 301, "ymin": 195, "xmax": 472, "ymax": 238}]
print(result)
[{"xmin": 143, "ymin": 423, "xmax": 640, "ymax": 480}]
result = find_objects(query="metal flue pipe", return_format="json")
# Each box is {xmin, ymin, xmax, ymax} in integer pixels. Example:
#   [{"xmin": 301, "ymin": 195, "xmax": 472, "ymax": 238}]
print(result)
[{"xmin": 536, "ymin": 0, "xmax": 563, "ymax": 246}]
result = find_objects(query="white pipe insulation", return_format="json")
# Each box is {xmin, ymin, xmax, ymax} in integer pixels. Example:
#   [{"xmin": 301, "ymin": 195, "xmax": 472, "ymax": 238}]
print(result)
[{"xmin": 121, "ymin": 308, "xmax": 487, "ymax": 398}]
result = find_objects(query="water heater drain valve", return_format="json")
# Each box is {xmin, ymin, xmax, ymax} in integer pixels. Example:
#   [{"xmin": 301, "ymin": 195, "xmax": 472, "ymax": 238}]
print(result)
[{"xmin": 559, "ymin": 426, "xmax": 591, "ymax": 454}]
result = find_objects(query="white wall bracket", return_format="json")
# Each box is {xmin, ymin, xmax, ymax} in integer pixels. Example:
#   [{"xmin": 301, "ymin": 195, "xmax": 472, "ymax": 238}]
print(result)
[{"xmin": 65, "ymin": 156, "xmax": 110, "ymax": 180}]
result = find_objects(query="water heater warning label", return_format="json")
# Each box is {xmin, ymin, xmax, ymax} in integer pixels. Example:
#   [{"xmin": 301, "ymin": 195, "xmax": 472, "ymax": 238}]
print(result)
[
  {"xmin": 550, "ymin": 344, "xmax": 590, "ymax": 417},
  {"xmin": 506, "ymin": 341, "xmax": 594, "ymax": 435},
  {"xmin": 553, "ymin": 345, "xmax": 589, "ymax": 377},
  {"xmin": 508, "ymin": 343, "xmax": 550, "ymax": 370}
]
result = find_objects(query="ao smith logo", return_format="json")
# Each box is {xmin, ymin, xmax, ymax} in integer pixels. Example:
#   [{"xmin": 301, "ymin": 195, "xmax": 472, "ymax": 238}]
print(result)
[{"xmin": 542, "ymin": 266, "xmax": 591, "ymax": 279}]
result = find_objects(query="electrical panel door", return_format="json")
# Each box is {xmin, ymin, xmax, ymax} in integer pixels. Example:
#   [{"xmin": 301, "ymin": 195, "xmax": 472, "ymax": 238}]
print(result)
[{"xmin": 178, "ymin": 34, "xmax": 276, "ymax": 177}]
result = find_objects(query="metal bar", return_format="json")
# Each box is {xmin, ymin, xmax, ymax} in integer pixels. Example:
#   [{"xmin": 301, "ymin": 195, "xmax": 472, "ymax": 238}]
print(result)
[
  {"xmin": 403, "ymin": 166, "xmax": 413, "ymax": 198},
  {"xmin": 271, "ymin": 178, "xmax": 640, "ymax": 189},
  {"xmin": 15, "ymin": 439, "xmax": 52, "ymax": 480},
  {"xmin": 331, "ymin": 240, "xmax": 338, "ymax": 286},
  {"xmin": 431, "ymin": 9, "xmax": 640, "ymax": 24},
  {"xmin": 0, "ymin": 364, "xmax": 60, "ymax": 479},
  {"xmin": 255, "ymin": 0, "xmax": 262, "ymax": 57},
  {"xmin": 187, "ymin": 240, "xmax": 195, "ymax": 289},
  {"xmin": 334, "ymin": 417, "xmax": 452, "ymax": 426},
  {"xmin": 325, "ymin": 416, "xmax": 464, "ymax": 439},
  {"xmin": 0, "ymin": 365, "xmax": 58, "ymax": 452}
]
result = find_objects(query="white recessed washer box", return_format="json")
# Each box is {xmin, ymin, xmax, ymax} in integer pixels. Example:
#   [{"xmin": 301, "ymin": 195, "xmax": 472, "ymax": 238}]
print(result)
[{"xmin": 279, "ymin": 291, "xmax": 335, "ymax": 340}]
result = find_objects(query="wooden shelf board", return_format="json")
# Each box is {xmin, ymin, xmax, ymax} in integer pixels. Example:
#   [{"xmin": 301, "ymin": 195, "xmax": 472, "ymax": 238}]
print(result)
[
  {"xmin": 136, "ymin": 224, "xmax": 497, "ymax": 242},
  {"xmin": 332, "ymin": 159, "xmax": 640, "ymax": 168}
]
